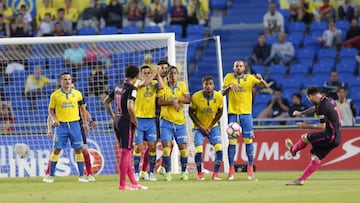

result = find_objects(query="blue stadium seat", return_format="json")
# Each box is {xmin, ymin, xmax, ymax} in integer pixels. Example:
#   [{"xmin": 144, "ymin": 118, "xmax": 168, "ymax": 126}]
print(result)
[
  {"xmin": 288, "ymin": 22, "xmax": 306, "ymax": 33},
  {"xmin": 336, "ymin": 20, "xmax": 350, "ymax": 32},
  {"xmin": 251, "ymin": 65, "xmax": 265, "ymax": 75},
  {"xmin": 268, "ymin": 64, "xmax": 287, "ymax": 75},
  {"xmin": 165, "ymin": 25, "xmax": 183, "ymax": 39},
  {"xmin": 318, "ymin": 48, "xmax": 337, "ymax": 60},
  {"xmin": 336, "ymin": 61, "xmax": 357, "ymax": 73},
  {"xmin": 143, "ymin": 25, "xmax": 162, "ymax": 33},
  {"xmin": 312, "ymin": 62, "xmax": 334, "ymax": 74},
  {"xmin": 309, "ymin": 21, "xmax": 328, "ymax": 33},
  {"xmin": 265, "ymin": 35, "xmax": 278, "ymax": 45},
  {"xmin": 48, "ymin": 57, "xmax": 65, "ymax": 70},
  {"xmin": 210, "ymin": 0, "xmax": 227, "ymax": 9},
  {"xmin": 289, "ymin": 64, "xmax": 309, "ymax": 75},
  {"xmin": 28, "ymin": 57, "xmax": 46, "ymax": 71},
  {"xmin": 317, "ymin": 58, "xmax": 335, "ymax": 67},
  {"xmin": 312, "ymin": 73, "xmax": 329, "ymax": 85},
  {"xmin": 187, "ymin": 24, "xmax": 205, "ymax": 36},
  {"xmin": 11, "ymin": 70, "xmax": 27, "ymax": 83},
  {"xmin": 339, "ymin": 48, "xmax": 358, "ymax": 60},
  {"xmin": 287, "ymin": 34, "xmax": 303, "ymax": 47},
  {"xmin": 338, "ymin": 72, "xmax": 355, "ymax": 82},
  {"xmin": 100, "ymin": 26, "xmax": 118, "ymax": 35},
  {"xmin": 303, "ymin": 36, "xmax": 321, "ymax": 52},
  {"xmin": 296, "ymin": 48, "xmax": 315, "ymax": 61},
  {"xmin": 122, "ymin": 25, "xmax": 139, "ymax": 34},
  {"xmin": 78, "ymin": 27, "xmax": 97, "ymax": 35}
]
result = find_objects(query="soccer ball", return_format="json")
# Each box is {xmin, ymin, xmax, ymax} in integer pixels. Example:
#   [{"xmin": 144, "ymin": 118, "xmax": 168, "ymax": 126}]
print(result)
[
  {"xmin": 226, "ymin": 122, "xmax": 242, "ymax": 138},
  {"xmin": 14, "ymin": 143, "xmax": 31, "ymax": 158}
]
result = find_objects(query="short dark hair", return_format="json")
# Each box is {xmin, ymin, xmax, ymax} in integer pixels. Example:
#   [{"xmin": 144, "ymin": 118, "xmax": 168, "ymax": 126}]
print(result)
[
  {"xmin": 157, "ymin": 60, "xmax": 169, "ymax": 66},
  {"xmin": 168, "ymin": 66, "xmax": 178, "ymax": 73},
  {"xmin": 20, "ymin": 4, "xmax": 26, "ymax": 9},
  {"xmin": 140, "ymin": 65, "xmax": 151, "ymax": 71},
  {"xmin": 306, "ymin": 86, "xmax": 320, "ymax": 96},
  {"xmin": 273, "ymin": 87, "xmax": 282, "ymax": 92},
  {"xmin": 258, "ymin": 32, "xmax": 265, "ymax": 36},
  {"xmin": 60, "ymin": 72, "xmax": 71, "ymax": 78},
  {"xmin": 125, "ymin": 65, "xmax": 139, "ymax": 78},
  {"xmin": 292, "ymin": 93, "xmax": 302, "ymax": 100},
  {"xmin": 58, "ymin": 8, "xmax": 65, "ymax": 13},
  {"xmin": 337, "ymin": 86, "xmax": 347, "ymax": 93},
  {"xmin": 202, "ymin": 75, "xmax": 214, "ymax": 83}
]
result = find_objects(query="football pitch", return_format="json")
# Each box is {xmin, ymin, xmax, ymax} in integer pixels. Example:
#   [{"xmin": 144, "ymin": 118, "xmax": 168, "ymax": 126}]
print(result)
[{"xmin": 1, "ymin": 171, "xmax": 359, "ymax": 203}]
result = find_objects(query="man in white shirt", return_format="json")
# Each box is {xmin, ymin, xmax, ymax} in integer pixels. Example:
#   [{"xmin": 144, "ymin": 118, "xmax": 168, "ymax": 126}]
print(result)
[
  {"xmin": 336, "ymin": 86, "xmax": 356, "ymax": 127},
  {"xmin": 263, "ymin": 2, "xmax": 284, "ymax": 36}
]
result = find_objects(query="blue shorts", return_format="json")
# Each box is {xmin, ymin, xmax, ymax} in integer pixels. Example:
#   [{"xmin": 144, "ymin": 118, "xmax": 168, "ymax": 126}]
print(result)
[
  {"xmin": 228, "ymin": 114, "xmax": 254, "ymax": 139},
  {"xmin": 160, "ymin": 119, "xmax": 187, "ymax": 144},
  {"xmin": 194, "ymin": 126, "xmax": 221, "ymax": 146},
  {"xmin": 53, "ymin": 121, "xmax": 83, "ymax": 149},
  {"xmin": 135, "ymin": 118, "xmax": 157, "ymax": 144}
]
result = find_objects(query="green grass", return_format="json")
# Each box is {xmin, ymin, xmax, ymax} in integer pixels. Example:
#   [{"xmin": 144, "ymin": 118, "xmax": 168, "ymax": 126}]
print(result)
[{"xmin": 1, "ymin": 171, "xmax": 360, "ymax": 203}]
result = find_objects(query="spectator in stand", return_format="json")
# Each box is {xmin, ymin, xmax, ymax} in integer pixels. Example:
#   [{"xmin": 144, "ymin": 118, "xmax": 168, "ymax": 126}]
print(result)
[
  {"xmin": 36, "ymin": 0, "xmax": 56, "ymax": 23},
  {"xmin": 0, "ymin": 101, "xmax": 14, "ymax": 134},
  {"xmin": 290, "ymin": 0, "xmax": 315, "ymax": 24},
  {"xmin": 146, "ymin": 0, "xmax": 167, "ymax": 32},
  {"xmin": 24, "ymin": 66, "xmax": 52, "ymax": 111},
  {"xmin": 52, "ymin": 8, "xmax": 73, "ymax": 35},
  {"xmin": 64, "ymin": 43, "xmax": 86, "ymax": 81},
  {"xmin": 19, "ymin": 4, "xmax": 32, "ymax": 28},
  {"xmin": 318, "ymin": 0, "xmax": 335, "ymax": 22},
  {"xmin": 88, "ymin": 61, "xmax": 108, "ymax": 101},
  {"xmin": 343, "ymin": 19, "xmax": 360, "ymax": 49},
  {"xmin": 267, "ymin": 32, "xmax": 295, "ymax": 66},
  {"xmin": 37, "ymin": 13, "xmax": 53, "ymax": 36},
  {"xmin": 170, "ymin": 0, "xmax": 188, "ymax": 38},
  {"xmin": 263, "ymin": 1, "xmax": 284, "ymax": 37},
  {"xmin": 0, "ymin": 0, "xmax": 14, "ymax": 24},
  {"xmin": 323, "ymin": 71, "xmax": 346, "ymax": 100},
  {"xmin": 123, "ymin": 0, "xmax": 146, "ymax": 32},
  {"xmin": 338, "ymin": 0, "xmax": 358, "ymax": 22},
  {"xmin": 317, "ymin": 21, "xmax": 342, "ymax": 48},
  {"xmin": 187, "ymin": 0, "xmax": 209, "ymax": 26},
  {"xmin": 141, "ymin": 54, "xmax": 155, "ymax": 72},
  {"xmin": 11, "ymin": 13, "xmax": 29, "ymax": 37},
  {"xmin": 0, "ymin": 14, "xmax": 10, "ymax": 38},
  {"xmin": 53, "ymin": 21, "xmax": 69, "ymax": 36},
  {"xmin": 77, "ymin": 0, "xmax": 104, "ymax": 34},
  {"xmin": 336, "ymin": 86, "xmax": 356, "ymax": 127},
  {"xmin": 289, "ymin": 93, "xmax": 309, "ymax": 117},
  {"xmin": 257, "ymin": 87, "xmax": 290, "ymax": 125},
  {"xmin": 64, "ymin": 0, "xmax": 79, "ymax": 30},
  {"xmin": 104, "ymin": 0, "xmax": 123, "ymax": 30},
  {"xmin": 86, "ymin": 43, "xmax": 110, "ymax": 65},
  {"xmin": 249, "ymin": 33, "xmax": 271, "ymax": 66}
]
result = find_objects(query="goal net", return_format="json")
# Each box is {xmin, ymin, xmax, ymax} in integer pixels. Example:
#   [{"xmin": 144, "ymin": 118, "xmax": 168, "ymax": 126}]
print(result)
[{"xmin": 0, "ymin": 33, "xmax": 196, "ymax": 177}]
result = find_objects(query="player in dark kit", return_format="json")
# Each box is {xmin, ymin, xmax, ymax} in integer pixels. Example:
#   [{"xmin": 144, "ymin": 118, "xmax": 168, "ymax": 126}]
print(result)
[
  {"xmin": 103, "ymin": 65, "xmax": 148, "ymax": 190},
  {"xmin": 285, "ymin": 86, "xmax": 342, "ymax": 186}
]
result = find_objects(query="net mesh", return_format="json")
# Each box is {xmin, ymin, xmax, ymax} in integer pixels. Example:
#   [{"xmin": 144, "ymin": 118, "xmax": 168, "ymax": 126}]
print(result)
[{"xmin": 0, "ymin": 34, "xmax": 195, "ymax": 177}]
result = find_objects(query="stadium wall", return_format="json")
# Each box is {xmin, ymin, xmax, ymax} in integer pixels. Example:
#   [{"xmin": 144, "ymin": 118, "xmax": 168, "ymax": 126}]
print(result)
[{"xmin": 1, "ymin": 128, "xmax": 359, "ymax": 177}]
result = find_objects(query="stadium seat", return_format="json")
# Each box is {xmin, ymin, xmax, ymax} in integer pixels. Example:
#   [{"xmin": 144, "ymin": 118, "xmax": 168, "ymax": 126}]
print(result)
[
  {"xmin": 312, "ymin": 62, "xmax": 334, "ymax": 74},
  {"xmin": 210, "ymin": 0, "xmax": 227, "ymax": 9},
  {"xmin": 287, "ymin": 34, "xmax": 303, "ymax": 47},
  {"xmin": 48, "ymin": 57, "xmax": 65, "ymax": 70},
  {"xmin": 318, "ymin": 48, "xmax": 337, "ymax": 60},
  {"xmin": 143, "ymin": 25, "xmax": 162, "ymax": 33},
  {"xmin": 338, "ymin": 72, "xmax": 355, "ymax": 82},
  {"xmin": 122, "ymin": 25, "xmax": 139, "ymax": 34},
  {"xmin": 303, "ymin": 36, "xmax": 321, "ymax": 52},
  {"xmin": 100, "ymin": 26, "xmax": 118, "ymax": 35},
  {"xmin": 28, "ymin": 58, "xmax": 46, "ymax": 71},
  {"xmin": 268, "ymin": 64, "xmax": 287, "ymax": 75},
  {"xmin": 296, "ymin": 48, "xmax": 315, "ymax": 61},
  {"xmin": 289, "ymin": 64, "xmax": 309, "ymax": 75},
  {"xmin": 77, "ymin": 27, "xmax": 97, "ymax": 35},
  {"xmin": 251, "ymin": 65, "xmax": 265, "ymax": 75},
  {"xmin": 11, "ymin": 70, "xmax": 27, "ymax": 83},
  {"xmin": 317, "ymin": 58, "xmax": 335, "ymax": 67},
  {"xmin": 336, "ymin": 20, "xmax": 350, "ymax": 32},
  {"xmin": 265, "ymin": 35, "xmax": 278, "ymax": 45},
  {"xmin": 288, "ymin": 22, "xmax": 306, "ymax": 33},
  {"xmin": 309, "ymin": 21, "xmax": 327, "ymax": 33},
  {"xmin": 339, "ymin": 48, "xmax": 358, "ymax": 60},
  {"xmin": 187, "ymin": 24, "xmax": 205, "ymax": 36},
  {"xmin": 336, "ymin": 61, "xmax": 357, "ymax": 73},
  {"xmin": 165, "ymin": 25, "xmax": 183, "ymax": 39}
]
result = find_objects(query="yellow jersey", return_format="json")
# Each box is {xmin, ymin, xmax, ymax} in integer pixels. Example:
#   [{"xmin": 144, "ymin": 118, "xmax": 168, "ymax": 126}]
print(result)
[
  {"xmin": 223, "ymin": 73, "xmax": 261, "ymax": 114},
  {"xmin": 135, "ymin": 80, "xmax": 159, "ymax": 118},
  {"xmin": 25, "ymin": 75, "xmax": 50, "ymax": 93},
  {"xmin": 190, "ymin": 90, "xmax": 223, "ymax": 128},
  {"xmin": 158, "ymin": 81, "xmax": 189, "ymax": 125},
  {"xmin": 49, "ymin": 88, "xmax": 83, "ymax": 122},
  {"xmin": 36, "ymin": 6, "xmax": 56, "ymax": 22}
]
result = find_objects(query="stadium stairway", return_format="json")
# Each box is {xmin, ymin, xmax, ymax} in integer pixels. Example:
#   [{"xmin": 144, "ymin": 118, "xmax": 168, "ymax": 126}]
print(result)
[{"xmin": 223, "ymin": 0, "xmax": 267, "ymax": 25}]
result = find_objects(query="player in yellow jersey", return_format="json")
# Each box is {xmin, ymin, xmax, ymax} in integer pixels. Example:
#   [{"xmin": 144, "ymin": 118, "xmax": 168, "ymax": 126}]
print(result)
[
  {"xmin": 189, "ymin": 76, "xmax": 223, "ymax": 181},
  {"xmin": 222, "ymin": 60, "xmax": 268, "ymax": 180},
  {"xmin": 43, "ymin": 72, "xmax": 89, "ymax": 183},
  {"xmin": 133, "ymin": 65, "xmax": 164, "ymax": 181},
  {"xmin": 158, "ymin": 66, "xmax": 190, "ymax": 181}
]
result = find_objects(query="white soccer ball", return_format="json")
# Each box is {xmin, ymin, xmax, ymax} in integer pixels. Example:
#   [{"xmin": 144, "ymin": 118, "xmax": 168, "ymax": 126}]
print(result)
[
  {"xmin": 226, "ymin": 122, "xmax": 242, "ymax": 138},
  {"xmin": 14, "ymin": 143, "xmax": 31, "ymax": 159}
]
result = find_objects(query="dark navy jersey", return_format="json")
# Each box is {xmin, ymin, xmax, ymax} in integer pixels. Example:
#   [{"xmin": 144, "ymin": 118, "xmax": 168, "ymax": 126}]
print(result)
[
  {"xmin": 316, "ymin": 96, "xmax": 342, "ymax": 140},
  {"xmin": 109, "ymin": 81, "xmax": 137, "ymax": 119}
]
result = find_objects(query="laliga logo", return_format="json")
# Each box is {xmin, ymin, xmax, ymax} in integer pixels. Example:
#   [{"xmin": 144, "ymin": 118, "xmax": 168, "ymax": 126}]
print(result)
[
  {"xmin": 70, "ymin": 139, "xmax": 105, "ymax": 175},
  {"xmin": 323, "ymin": 137, "xmax": 360, "ymax": 166}
]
